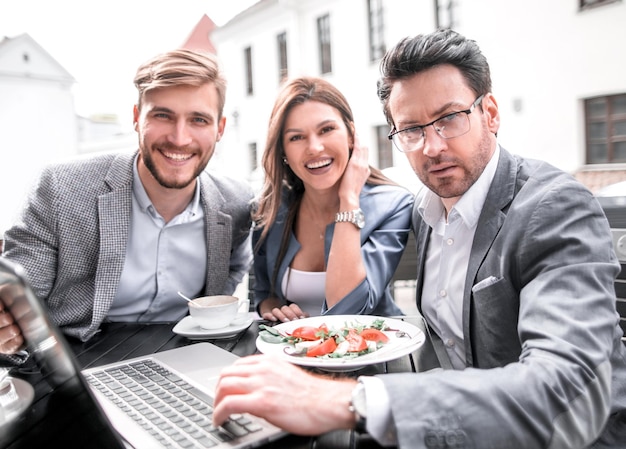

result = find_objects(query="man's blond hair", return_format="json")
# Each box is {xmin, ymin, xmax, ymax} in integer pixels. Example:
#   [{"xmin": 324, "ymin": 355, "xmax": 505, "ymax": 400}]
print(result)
[{"xmin": 133, "ymin": 49, "xmax": 227, "ymax": 117}]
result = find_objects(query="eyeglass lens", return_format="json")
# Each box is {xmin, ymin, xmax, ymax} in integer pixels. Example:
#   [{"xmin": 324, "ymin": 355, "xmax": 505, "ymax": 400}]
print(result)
[
  {"xmin": 390, "ymin": 94, "xmax": 484, "ymax": 153},
  {"xmin": 392, "ymin": 112, "xmax": 470, "ymax": 152}
]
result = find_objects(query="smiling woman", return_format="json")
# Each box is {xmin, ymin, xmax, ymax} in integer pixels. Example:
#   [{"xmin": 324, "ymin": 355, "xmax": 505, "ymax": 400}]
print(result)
[{"xmin": 250, "ymin": 76, "xmax": 414, "ymax": 324}]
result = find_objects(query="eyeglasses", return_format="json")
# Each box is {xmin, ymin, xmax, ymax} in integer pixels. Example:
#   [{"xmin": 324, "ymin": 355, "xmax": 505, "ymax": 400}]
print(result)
[{"xmin": 388, "ymin": 94, "xmax": 485, "ymax": 153}]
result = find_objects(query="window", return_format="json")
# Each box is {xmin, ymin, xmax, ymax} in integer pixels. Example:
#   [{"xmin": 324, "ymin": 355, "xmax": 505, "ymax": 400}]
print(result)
[
  {"xmin": 277, "ymin": 32, "xmax": 288, "ymax": 83},
  {"xmin": 317, "ymin": 14, "xmax": 332, "ymax": 74},
  {"xmin": 580, "ymin": 0, "xmax": 619, "ymax": 10},
  {"xmin": 376, "ymin": 125, "xmax": 394, "ymax": 169},
  {"xmin": 435, "ymin": 0, "xmax": 456, "ymax": 29},
  {"xmin": 244, "ymin": 47, "xmax": 253, "ymax": 95},
  {"xmin": 249, "ymin": 142, "xmax": 258, "ymax": 171},
  {"xmin": 368, "ymin": 0, "xmax": 385, "ymax": 61},
  {"xmin": 585, "ymin": 94, "xmax": 626, "ymax": 164}
]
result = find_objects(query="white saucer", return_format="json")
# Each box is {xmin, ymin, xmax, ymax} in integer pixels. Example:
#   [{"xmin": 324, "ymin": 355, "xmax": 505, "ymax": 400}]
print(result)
[
  {"xmin": 0, "ymin": 377, "xmax": 34, "ymax": 429},
  {"xmin": 173, "ymin": 314, "xmax": 254, "ymax": 340}
]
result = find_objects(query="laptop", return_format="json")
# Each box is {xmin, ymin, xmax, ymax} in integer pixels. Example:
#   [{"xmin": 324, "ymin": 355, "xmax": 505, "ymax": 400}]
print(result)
[{"xmin": 0, "ymin": 257, "xmax": 286, "ymax": 448}]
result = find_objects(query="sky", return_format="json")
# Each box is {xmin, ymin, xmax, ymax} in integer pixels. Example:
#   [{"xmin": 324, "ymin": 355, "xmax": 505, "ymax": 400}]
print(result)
[{"xmin": 0, "ymin": 0, "xmax": 258, "ymax": 128}]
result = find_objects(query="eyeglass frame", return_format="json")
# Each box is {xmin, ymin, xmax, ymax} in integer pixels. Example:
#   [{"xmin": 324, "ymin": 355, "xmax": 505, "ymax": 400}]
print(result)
[{"xmin": 387, "ymin": 94, "xmax": 485, "ymax": 153}]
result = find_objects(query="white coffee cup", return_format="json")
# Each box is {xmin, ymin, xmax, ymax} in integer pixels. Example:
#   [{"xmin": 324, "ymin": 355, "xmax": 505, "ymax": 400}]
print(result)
[{"xmin": 188, "ymin": 295, "xmax": 249, "ymax": 330}]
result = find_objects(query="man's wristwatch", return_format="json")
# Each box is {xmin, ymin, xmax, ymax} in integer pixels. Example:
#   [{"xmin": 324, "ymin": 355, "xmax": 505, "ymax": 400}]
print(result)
[
  {"xmin": 349, "ymin": 380, "xmax": 367, "ymax": 433},
  {"xmin": 335, "ymin": 208, "xmax": 365, "ymax": 229}
]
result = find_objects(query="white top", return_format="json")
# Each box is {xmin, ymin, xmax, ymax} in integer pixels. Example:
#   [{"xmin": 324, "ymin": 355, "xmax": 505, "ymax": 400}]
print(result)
[{"xmin": 281, "ymin": 268, "xmax": 326, "ymax": 317}]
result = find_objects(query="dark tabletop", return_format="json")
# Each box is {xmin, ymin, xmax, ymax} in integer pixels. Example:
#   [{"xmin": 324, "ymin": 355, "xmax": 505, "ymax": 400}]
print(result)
[{"xmin": 1, "ymin": 315, "xmax": 439, "ymax": 449}]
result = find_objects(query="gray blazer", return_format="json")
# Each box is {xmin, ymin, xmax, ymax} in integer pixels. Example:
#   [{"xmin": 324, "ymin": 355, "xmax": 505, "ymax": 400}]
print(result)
[
  {"xmin": 3, "ymin": 151, "xmax": 253, "ymax": 342},
  {"xmin": 382, "ymin": 148, "xmax": 626, "ymax": 448}
]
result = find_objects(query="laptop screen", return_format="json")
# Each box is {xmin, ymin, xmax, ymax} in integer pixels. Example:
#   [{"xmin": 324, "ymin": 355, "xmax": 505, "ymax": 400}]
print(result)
[{"xmin": 0, "ymin": 257, "xmax": 127, "ymax": 448}]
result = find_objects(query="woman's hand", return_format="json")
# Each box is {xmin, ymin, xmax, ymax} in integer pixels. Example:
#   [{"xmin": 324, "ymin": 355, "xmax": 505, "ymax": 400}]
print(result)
[
  {"xmin": 259, "ymin": 298, "xmax": 309, "ymax": 322},
  {"xmin": 338, "ymin": 134, "xmax": 370, "ymax": 208},
  {"xmin": 213, "ymin": 354, "xmax": 356, "ymax": 435}
]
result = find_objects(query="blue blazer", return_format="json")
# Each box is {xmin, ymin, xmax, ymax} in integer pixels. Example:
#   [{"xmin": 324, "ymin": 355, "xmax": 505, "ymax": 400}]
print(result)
[{"xmin": 252, "ymin": 183, "xmax": 413, "ymax": 317}]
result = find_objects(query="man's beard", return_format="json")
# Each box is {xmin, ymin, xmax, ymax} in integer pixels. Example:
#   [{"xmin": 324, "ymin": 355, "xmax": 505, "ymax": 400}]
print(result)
[
  {"xmin": 417, "ymin": 125, "xmax": 493, "ymax": 199},
  {"xmin": 142, "ymin": 146, "xmax": 206, "ymax": 189}
]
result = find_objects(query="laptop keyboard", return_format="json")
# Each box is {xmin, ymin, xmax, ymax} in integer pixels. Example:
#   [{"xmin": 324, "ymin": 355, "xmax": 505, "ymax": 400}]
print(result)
[{"xmin": 85, "ymin": 359, "xmax": 262, "ymax": 448}]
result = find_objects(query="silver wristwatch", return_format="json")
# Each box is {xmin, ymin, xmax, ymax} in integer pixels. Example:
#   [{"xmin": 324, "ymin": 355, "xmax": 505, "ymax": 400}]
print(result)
[
  {"xmin": 349, "ymin": 380, "xmax": 367, "ymax": 433},
  {"xmin": 335, "ymin": 208, "xmax": 365, "ymax": 229}
]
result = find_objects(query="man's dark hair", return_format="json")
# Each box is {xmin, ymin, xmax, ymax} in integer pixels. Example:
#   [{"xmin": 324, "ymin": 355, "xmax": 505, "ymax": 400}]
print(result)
[{"xmin": 377, "ymin": 29, "xmax": 492, "ymax": 125}]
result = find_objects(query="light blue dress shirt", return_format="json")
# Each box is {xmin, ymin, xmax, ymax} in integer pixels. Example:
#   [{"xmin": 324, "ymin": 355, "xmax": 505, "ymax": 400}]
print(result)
[{"xmin": 108, "ymin": 156, "xmax": 207, "ymax": 322}]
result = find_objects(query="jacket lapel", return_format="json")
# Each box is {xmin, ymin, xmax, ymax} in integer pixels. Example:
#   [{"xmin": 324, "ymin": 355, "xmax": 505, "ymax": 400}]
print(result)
[
  {"xmin": 462, "ymin": 148, "xmax": 518, "ymax": 365},
  {"xmin": 413, "ymin": 198, "xmax": 431, "ymax": 312},
  {"xmin": 93, "ymin": 153, "xmax": 134, "ymax": 327},
  {"xmin": 199, "ymin": 173, "xmax": 232, "ymax": 295}
]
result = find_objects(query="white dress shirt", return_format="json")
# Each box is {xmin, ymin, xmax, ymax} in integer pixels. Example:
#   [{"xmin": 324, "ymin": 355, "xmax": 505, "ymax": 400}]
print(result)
[
  {"xmin": 419, "ymin": 145, "xmax": 500, "ymax": 368},
  {"xmin": 363, "ymin": 145, "xmax": 500, "ymax": 445}
]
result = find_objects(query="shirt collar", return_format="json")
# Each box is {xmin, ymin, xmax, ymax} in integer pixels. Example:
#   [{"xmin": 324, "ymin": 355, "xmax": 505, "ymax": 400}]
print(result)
[
  {"xmin": 132, "ymin": 154, "xmax": 202, "ymax": 219},
  {"xmin": 418, "ymin": 144, "xmax": 500, "ymax": 228}
]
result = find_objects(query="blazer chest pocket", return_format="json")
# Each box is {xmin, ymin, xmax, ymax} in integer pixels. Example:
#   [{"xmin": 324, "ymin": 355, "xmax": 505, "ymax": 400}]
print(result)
[{"xmin": 470, "ymin": 276, "xmax": 521, "ymax": 368}]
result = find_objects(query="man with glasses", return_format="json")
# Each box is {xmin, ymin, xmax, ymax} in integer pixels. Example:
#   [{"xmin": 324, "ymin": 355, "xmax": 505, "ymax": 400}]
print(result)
[{"xmin": 211, "ymin": 29, "xmax": 626, "ymax": 448}]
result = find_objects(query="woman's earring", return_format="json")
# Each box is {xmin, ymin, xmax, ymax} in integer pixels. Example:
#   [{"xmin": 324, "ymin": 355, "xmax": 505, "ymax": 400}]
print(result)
[{"xmin": 282, "ymin": 157, "xmax": 289, "ymax": 165}]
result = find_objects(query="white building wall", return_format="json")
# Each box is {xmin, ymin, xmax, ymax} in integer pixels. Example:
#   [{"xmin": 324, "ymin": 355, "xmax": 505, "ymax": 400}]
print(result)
[
  {"xmin": 452, "ymin": 0, "xmax": 626, "ymax": 172},
  {"xmin": 211, "ymin": 0, "xmax": 626, "ymax": 180},
  {"xmin": 213, "ymin": 0, "xmax": 432, "ymax": 184},
  {"xmin": 0, "ymin": 34, "xmax": 77, "ymax": 235}
]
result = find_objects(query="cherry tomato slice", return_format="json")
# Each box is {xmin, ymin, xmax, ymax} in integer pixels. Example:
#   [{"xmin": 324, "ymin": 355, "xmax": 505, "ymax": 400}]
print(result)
[
  {"xmin": 346, "ymin": 329, "xmax": 368, "ymax": 352},
  {"xmin": 306, "ymin": 337, "xmax": 337, "ymax": 357},
  {"xmin": 291, "ymin": 326, "xmax": 322, "ymax": 341},
  {"xmin": 360, "ymin": 328, "xmax": 389, "ymax": 343}
]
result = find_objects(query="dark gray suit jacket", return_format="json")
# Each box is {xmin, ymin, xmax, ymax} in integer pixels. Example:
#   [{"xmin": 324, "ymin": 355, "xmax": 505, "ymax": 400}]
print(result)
[
  {"xmin": 3, "ymin": 151, "xmax": 253, "ymax": 342},
  {"xmin": 381, "ymin": 148, "xmax": 626, "ymax": 448}
]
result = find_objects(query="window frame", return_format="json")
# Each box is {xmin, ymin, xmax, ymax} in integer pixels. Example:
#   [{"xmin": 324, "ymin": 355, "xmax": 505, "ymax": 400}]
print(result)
[
  {"xmin": 249, "ymin": 142, "xmax": 258, "ymax": 172},
  {"xmin": 376, "ymin": 125, "xmax": 394, "ymax": 169},
  {"xmin": 579, "ymin": 0, "xmax": 620, "ymax": 11},
  {"xmin": 244, "ymin": 46, "xmax": 254, "ymax": 96},
  {"xmin": 367, "ymin": 0, "xmax": 385, "ymax": 62},
  {"xmin": 276, "ymin": 31, "xmax": 288, "ymax": 83},
  {"xmin": 317, "ymin": 14, "xmax": 332, "ymax": 74},
  {"xmin": 585, "ymin": 93, "xmax": 626, "ymax": 164},
  {"xmin": 434, "ymin": 0, "xmax": 456, "ymax": 29}
]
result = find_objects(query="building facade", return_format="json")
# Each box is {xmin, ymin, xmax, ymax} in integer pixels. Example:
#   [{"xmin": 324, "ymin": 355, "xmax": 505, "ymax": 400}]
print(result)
[
  {"xmin": 0, "ymin": 33, "xmax": 77, "ymax": 234},
  {"xmin": 210, "ymin": 0, "xmax": 626, "ymax": 191}
]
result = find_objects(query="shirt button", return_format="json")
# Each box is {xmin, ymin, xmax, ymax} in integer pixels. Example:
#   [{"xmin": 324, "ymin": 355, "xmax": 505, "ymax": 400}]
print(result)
[
  {"xmin": 439, "ymin": 289, "xmax": 447, "ymax": 298},
  {"xmin": 446, "ymin": 339, "xmax": 455, "ymax": 347},
  {"xmin": 446, "ymin": 238, "xmax": 454, "ymax": 245}
]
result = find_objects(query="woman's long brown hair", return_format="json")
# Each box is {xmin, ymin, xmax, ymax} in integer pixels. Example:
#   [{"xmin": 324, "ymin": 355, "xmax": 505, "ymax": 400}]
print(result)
[{"xmin": 254, "ymin": 76, "xmax": 397, "ymax": 296}]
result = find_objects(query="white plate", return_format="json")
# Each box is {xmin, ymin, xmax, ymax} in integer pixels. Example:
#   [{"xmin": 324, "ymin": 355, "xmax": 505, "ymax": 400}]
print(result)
[
  {"xmin": 255, "ymin": 315, "xmax": 425, "ymax": 371},
  {"xmin": 173, "ymin": 314, "xmax": 254, "ymax": 340}
]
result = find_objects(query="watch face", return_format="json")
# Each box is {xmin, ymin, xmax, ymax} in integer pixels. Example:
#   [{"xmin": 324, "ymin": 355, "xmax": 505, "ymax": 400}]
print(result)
[{"xmin": 355, "ymin": 210, "xmax": 365, "ymax": 229}]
